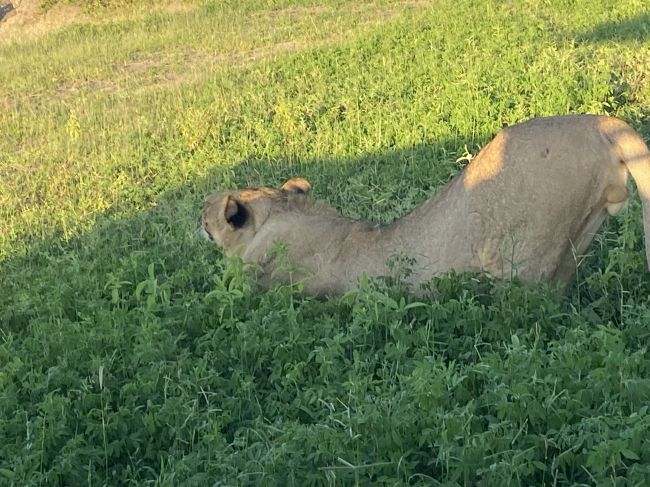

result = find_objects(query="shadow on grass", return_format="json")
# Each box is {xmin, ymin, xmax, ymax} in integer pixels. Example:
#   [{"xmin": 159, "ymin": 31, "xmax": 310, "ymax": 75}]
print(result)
[
  {"xmin": 3, "ymin": 128, "xmax": 647, "ymax": 335},
  {"xmin": 576, "ymin": 12, "xmax": 650, "ymax": 43},
  {"xmin": 3, "ymin": 136, "xmax": 650, "ymax": 484},
  {"xmin": 0, "ymin": 140, "xmax": 476, "ymax": 484},
  {"xmin": 1, "ymin": 140, "xmax": 465, "ymax": 333}
]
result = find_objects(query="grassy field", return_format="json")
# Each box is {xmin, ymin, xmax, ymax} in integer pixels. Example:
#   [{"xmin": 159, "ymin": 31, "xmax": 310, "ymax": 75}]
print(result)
[{"xmin": 2, "ymin": 0, "xmax": 650, "ymax": 485}]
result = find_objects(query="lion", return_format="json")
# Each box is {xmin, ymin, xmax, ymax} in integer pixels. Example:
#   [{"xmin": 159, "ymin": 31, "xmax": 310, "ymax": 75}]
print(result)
[{"xmin": 202, "ymin": 115, "xmax": 650, "ymax": 296}]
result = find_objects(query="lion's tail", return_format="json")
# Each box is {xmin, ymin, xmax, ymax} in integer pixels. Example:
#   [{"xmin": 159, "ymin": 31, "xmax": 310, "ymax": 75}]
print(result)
[{"xmin": 604, "ymin": 119, "xmax": 650, "ymax": 271}]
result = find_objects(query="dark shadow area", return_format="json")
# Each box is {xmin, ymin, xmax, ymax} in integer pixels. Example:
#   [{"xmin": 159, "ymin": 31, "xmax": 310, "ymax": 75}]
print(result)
[
  {"xmin": 3, "ymin": 130, "xmax": 649, "ymax": 335},
  {"xmin": 1, "ymin": 139, "xmax": 467, "ymax": 334},
  {"xmin": 0, "ymin": 141, "xmax": 472, "ymax": 484},
  {"xmin": 2, "ymin": 136, "xmax": 650, "ymax": 485},
  {"xmin": 5, "ymin": 115, "xmax": 650, "ymax": 325},
  {"xmin": 577, "ymin": 12, "xmax": 650, "ymax": 43}
]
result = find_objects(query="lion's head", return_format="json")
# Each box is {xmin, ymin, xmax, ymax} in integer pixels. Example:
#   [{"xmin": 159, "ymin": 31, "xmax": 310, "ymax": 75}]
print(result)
[{"xmin": 201, "ymin": 177, "xmax": 312, "ymax": 256}]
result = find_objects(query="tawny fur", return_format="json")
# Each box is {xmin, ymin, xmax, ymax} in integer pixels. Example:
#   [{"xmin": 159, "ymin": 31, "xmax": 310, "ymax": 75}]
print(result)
[{"xmin": 202, "ymin": 115, "xmax": 650, "ymax": 296}]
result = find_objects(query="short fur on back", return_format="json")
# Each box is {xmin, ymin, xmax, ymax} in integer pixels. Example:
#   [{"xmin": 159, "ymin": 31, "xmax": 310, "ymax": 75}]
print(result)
[{"xmin": 202, "ymin": 115, "xmax": 650, "ymax": 296}]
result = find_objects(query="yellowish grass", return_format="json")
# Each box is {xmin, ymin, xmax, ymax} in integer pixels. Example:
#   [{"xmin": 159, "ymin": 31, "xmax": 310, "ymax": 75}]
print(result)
[{"xmin": 0, "ymin": 0, "xmax": 197, "ymax": 44}]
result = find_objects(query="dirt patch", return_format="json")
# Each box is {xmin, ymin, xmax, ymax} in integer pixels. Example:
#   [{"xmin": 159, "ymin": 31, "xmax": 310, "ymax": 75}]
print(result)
[
  {"xmin": 48, "ymin": 42, "xmax": 304, "ymax": 99},
  {"xmin": 2, "ymin": 0, "xmax": 434, "ymax": 106},
  {"xmin": 0, "ymin": 0, "xmax": 93, "ymax": 42},
  {"xmin": 0, "ymin": 0, "xmax": 196, "ymax": 43},
  {"xmin": 205, "ymin": 41, "xmax": 302, "ymax": 67}
]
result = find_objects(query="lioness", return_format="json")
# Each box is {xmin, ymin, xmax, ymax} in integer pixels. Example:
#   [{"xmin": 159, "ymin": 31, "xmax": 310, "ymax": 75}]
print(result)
[{"xmin": 202, "ymin": 115, "xmax": 650, "ymax": 296}]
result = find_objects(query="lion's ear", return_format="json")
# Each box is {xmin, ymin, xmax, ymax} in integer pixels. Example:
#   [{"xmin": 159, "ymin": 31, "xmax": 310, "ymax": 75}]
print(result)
[
  {"xmin": 223, "ymin": 196, "xmax": 249, "ymax": 229},
  {"xmin": 281, "ymin": 177, "xmax": 311, "ymax": 195}
]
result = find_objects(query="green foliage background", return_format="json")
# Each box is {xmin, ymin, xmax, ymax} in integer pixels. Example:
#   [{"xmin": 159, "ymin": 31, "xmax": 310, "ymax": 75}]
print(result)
[{"xmin": 2, "ymin": 0, "xmax": 650, "ymax": 485}]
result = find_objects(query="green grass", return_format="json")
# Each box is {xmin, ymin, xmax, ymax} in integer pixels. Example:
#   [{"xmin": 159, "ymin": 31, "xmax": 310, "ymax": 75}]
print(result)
[{"xmin": 2, "ymin": 0, "xmax": 650, "ymax": 485}]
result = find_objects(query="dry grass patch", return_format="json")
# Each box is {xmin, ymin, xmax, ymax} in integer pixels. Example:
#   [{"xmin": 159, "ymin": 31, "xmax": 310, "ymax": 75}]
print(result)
[{"xmin": 0, "ymin": 0, "xmax": 197, "ymax": 43}]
